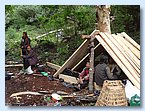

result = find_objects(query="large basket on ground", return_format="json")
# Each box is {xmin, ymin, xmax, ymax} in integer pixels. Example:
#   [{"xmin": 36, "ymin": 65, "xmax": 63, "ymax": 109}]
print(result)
[{"xmin": 95, "ymin": 80, "xmax": 128, "ymax": 106}]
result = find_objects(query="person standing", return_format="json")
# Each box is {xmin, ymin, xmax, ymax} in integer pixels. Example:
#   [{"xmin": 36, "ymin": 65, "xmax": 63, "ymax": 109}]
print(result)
[{"xmin": 20, "ymin": 32, "xmax": 31, "ymax": 69}]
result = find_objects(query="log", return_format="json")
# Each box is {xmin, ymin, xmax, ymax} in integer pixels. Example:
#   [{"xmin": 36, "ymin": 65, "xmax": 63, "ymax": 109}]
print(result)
[
  {"xmin": 89, "ymin": 34, "xmax": 95, "ymax": 92},
  {"xmin": 121, "ymin": 32, "xmax": 140, "ymax": 50},
  {"xmin": 95, "ymin": 34, "xmax": 140, "ymax": 89},
  {"xmin": 46, "ymin": 62, "xmax": 61, "ymax": 70}
]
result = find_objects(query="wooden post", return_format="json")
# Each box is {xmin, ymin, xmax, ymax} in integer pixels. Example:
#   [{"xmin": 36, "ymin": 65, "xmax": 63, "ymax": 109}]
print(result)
[{"xmin": 89, "ymin": 35, "xmax": 95, "ymax": 93}]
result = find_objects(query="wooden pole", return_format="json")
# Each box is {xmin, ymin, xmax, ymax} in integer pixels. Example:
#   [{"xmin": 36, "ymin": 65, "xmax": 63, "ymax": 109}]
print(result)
[{"xmin": 89, "ymin": 35, "xmax": 95, "ymax": 92}]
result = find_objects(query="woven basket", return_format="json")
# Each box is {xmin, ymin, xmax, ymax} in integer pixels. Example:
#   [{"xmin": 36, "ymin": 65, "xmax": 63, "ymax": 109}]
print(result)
[{"xmin": 95, "ymin": 80, "xmax": 128, "ymax": 106}]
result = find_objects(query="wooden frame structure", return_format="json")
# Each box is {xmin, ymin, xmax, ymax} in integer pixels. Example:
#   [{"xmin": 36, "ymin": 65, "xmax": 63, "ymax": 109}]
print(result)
[{"xmin": 53, "ymin": 30, "xmax": 140, "ymax": 89}]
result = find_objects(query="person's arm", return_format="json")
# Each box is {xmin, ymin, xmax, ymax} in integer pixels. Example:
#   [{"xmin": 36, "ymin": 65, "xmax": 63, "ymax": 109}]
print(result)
[
  {"xmin": 106, "ymin": 66, "xmax": 118, "ymax": 79},
  {"xmin": 79, "ymin": 68, "xmax": 85, "ymax": 79}
]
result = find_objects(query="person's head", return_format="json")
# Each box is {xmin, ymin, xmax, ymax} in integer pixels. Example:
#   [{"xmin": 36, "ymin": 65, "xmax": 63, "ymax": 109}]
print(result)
[
  {"xmin": 100, "ymin": 54, "xmax": 109, "ymax": 64},
  {"xmin": 27, "ymin": 45, "xmax": 31, "ymax": 51},
  {"xmin": 86, "ymin": 61, "xmax": 90, "ymax": 68},
  {"xmin": 23, "ymin": 32, "xmax": 28, "ymax": 38}
]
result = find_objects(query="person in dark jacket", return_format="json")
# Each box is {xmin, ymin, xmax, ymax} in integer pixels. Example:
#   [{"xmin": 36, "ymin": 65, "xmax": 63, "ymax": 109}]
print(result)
[
  {"xmin": 20, "ymin": 32, "xmax": 31, "ymax": 69},
  {"xmin": 20, "ymin": 32, "xmax": 31, "ymax": 55},
  {"xmin": 22, "ymin": 45, "xmax": 38, "ymax": 74},
  {"xmin": 94, "ymin": 54, "xmax": 118, "ymax": 88}
]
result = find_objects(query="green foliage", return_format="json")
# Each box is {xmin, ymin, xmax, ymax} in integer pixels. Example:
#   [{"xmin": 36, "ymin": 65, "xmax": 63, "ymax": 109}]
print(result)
[
  {"xmin": 5, "ymin": 5, "xmax": 140, "ymax": 64},
  {"xmin": 111, "ymin": 5, "xmax": 140, "ymax": 44}
]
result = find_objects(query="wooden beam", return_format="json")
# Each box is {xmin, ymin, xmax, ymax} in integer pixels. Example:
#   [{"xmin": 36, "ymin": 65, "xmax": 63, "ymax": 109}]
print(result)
[
  {"xmin": 59, "ymin": 74, "xmax": 78, "ymax": 84},
  {"xmin": 81, "ymin": 35, "xmax": 90, "ymax": 39},
  {"xmin": 10, "ymin": 91, "xmax": 44, "ymax": 97},
  {"xmin": 118, "ymin": 33, "xmax": 140, "ymax": 60},
  {"xmin": 81, "ymin": 30, "xmax": 100, "ymax": 39},
  {"xmin": 121, "ymin": 32, "xmax": 140, "ymax": 50},
  {"xmin": 89, "ymin": 34, "xmax": 95, "ymax": 92},
  {"xmin": 72, "ymin": 44, "xmax": 104, "ymax": 71},
  {"xmin": 46, "ymin": 62, "xmax": 61, "ymax": 70},
  {"xmin": 53, "ymin": 39, "xmax": 90, "ymax": 77},
  {"xmin": 104, "ymin": 32, "xmax": 140, "ymax": 82},
  {"xmin": 5, "ymin": 64, "xmax": 23, "ymax": 68},
  {"xmin": 53, "ymin": 30, "xmax": 100, "ymax": 77},
  {"xmin": 112, "ymin": 34, "xmax": 140, "ymax": 69},
  {"xmin": 95, "ymin": 34, "xmax": 140, "ymax": 89},
  {"xmin": 111, "ymin": 34, "xmax": 140, "ymax": 75},
  {"xmin": 71, "ymin": 53, "xmax": 89, "ymax": 71}
]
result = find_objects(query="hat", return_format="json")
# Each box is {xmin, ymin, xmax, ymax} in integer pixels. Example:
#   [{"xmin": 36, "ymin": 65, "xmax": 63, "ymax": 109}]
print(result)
[{"xmin": 51, "ymin": 93, "xmax": 62, "ymax": 101}]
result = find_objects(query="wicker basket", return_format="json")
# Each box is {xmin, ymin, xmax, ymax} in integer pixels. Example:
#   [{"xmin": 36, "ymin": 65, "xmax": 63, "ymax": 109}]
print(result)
[{"xmin": 95, "ymin": 80, "xmax": 128, "ymax": 106}]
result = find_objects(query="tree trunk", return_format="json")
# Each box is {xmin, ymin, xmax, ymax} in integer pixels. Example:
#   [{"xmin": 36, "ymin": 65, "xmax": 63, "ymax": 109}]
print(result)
[
  {"xmin": 96, "ymin": 5, "xmax": 111, "ymax": 34},
  {"xmin": 88, "ymin": 5, "xmax": 111, "ymax": 92}
]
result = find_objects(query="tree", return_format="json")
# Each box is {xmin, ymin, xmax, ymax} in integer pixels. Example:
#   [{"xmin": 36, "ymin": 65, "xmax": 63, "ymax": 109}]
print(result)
[{"xmin": 96, "ymin": 5, "xmax": 111, "ymax": 34}]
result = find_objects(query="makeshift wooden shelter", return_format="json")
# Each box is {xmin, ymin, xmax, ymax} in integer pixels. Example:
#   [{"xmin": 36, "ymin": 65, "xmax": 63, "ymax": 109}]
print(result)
[{"xmin": 53, "ymin": 30, "xmax": 140, "ymax": 89}]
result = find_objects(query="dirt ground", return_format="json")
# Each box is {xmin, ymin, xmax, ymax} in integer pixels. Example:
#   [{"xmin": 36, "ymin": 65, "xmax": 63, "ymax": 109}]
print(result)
[{"xmin": 5, "ymin": 65, "xmax": 96, "ymax": 106}]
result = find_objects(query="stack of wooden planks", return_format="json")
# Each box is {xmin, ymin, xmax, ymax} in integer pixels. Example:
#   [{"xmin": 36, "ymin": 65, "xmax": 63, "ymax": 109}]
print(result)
[{"xmin": 95, "ymin": 32, "xmax": 140, "ymax": 89}]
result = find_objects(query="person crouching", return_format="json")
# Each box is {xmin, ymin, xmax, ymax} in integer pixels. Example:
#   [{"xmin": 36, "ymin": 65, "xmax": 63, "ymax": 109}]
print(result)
[
  {"xmin": 21, "ymin": 45, "xmax": 38, "ymax": 74},
  {"xmin": 77, "ymin": 61, "xmax": 90, "ymax": 90}
]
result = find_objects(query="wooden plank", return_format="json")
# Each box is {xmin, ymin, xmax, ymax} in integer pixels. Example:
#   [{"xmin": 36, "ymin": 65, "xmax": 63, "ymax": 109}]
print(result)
[
  {"xmin": 72, "ymin": 43, "xmax": 101, "ymax": 71},
  {"xmin": 111, "ymin": 34, "xmax": 140, "ymax": 75},
  {"xmin": 119, "ymin": 33, "xmax": 140, "ymax": 59},
  {"xmin": 103, "ymin": 32, "xmax": 140, "ymax": 82},
  {"xmin": 121, "ymin": 32, "xmax": 140, "ymax": 50},
  {"xmin": 10, "ymin": 91, "xmax": 44, "ymax": 97},
  {"xmin": 112, "ymin": 34, "xmax": 140, "ymax": 70},
  {"xmin": 117, "ymin": 34, "xmax": 140, "ymax": 67},
  {"xmin": 46, "ymin": 62, "xmax": 61, "ymax": 70},
  {"xmin": 5, "ymin": 64, "xmax": 23, "ymax": 68},
  {"xmin": 71, "ymin": 53, "xmax": 89, "ymax": 71},
  {"xmin": 95, "ymin": 34, "xmax": 140, "ymax": 89},
  {"xmin": 53, "ymin": 39, "xmax": 89, "ymax": 77},
  {"xmin": 59, "ymin": 74, "xmax": 78, "ymax": 84},
  {"xmin": 53, "ymin": 30, "xmax": 99, "ymax": 77}
]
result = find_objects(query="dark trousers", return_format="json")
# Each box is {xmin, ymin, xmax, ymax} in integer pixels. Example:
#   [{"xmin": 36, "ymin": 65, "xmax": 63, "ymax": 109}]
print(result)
[{"xmin": 80, "ymin": 80, "xmax": 89, "ymax": 89}]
